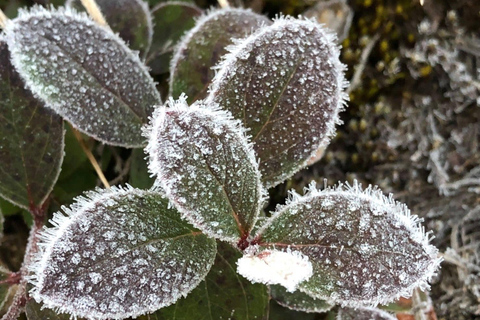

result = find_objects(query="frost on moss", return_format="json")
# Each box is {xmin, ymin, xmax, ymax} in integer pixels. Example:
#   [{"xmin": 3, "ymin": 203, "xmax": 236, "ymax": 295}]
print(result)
[
  {"xmin": 4, "ymin": 6, "xmax": 161, "ymax": 147},
  {"xmin": 255, "ymin": 181, "xmax": 441, "ymax": 307},
  {"xmin": 144, "ymin": 96, "xmax": 265, "ymax": 243},
  {"xmin": 29, "ymin": 186, "xmax": 216, "ymax": 319}
]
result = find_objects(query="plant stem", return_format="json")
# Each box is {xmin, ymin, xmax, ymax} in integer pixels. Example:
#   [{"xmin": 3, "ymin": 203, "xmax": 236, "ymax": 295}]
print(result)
[
  {"xmin": 217, "ymin": 0, "xmax": 230, "ymax": 8},
  {"xmin": 0, "ymin": 9, "xmax": 9, "ymax": 29},
  {"xmin": 80, "ymin": 0, "xmax": 107, "ymax": 26},
  {"xmin": 71, "ymin": 126, "xmax": 110, "ymax": 189}
]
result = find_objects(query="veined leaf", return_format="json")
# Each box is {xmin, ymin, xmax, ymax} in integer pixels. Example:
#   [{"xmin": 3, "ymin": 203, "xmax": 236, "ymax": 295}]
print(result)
[
  {"xmin": 169, "ymin": 8, "xmax": 271, "ymax": 103},
  {"xmin": 254, "ymin": 181, "xmax": 441, "ymax": 307},
  {"xmin": 144, "ymin": 97, "xmax": 265, "ymax": 243},
  {"xmin": 30, "ymin": 186, "xmax": 217, "ymax": 319},
  {"xmin": 4, "ymin": 6, "xmax": 162, "ymax": 148},
  {"xmin": 147, "ymin": 2, "xmax": 202, "ymax": 75},
  {"xmin": 337, "ymin": 306, "xmax": 397, "ymax": 320},
  {"xmin": 270, "ymin": 285, "xmax": 333, "ymax": 313},
  {"xmin": 66, "ymin": 0, "xmax": 153, "ymax": 59},
  {"xmin": 0, "ymin": 38, "xmax": 64, "ymax": 210},
  {"xmin": 206, "ymin": 17, "xmax": 348, "ymax": 188},
  {"xmin": 149, "ymin": 242, "xmax": 269, "ymax": 320}
]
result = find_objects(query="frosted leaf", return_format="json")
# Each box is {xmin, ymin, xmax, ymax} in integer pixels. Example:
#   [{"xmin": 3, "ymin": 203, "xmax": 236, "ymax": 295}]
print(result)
[
  {"xmin": 0, "ymin": 38, "xmax": 64, "ymax": 210},
  {"xmin": 0, "ymin": 264, "xmax": 13, "ymax": 312},
  {"xmin": 169, "ymin": 8, "xmax": 271, "ymax": 103},
  {"xmin": 337, "ymin": 306, "xmax": 397, "ymax": 320},
  {"xmin": 30, "ymin": 186, "xmax": 217, "ymax": 319},
  {"xmin": 146, "ymin": 2, "xmax": 202, "ymax": 75},
  {"xmin": 26, "ymin": 299, "xmax": 71, "ymax": 320},
  {"xmin": 237, "ymin": 248, "xmax": 313, "ymax": 292},
  {"xmin": 144, "ymin": 97, "xmax": 265, "ymax": 243},
  {"xmin": 66, "ymin": 0, "xmax": 153, "ymax": 59},
  {"xmin": 207, "ymin": 17, "xmax": 348, "ymax": 188},
  {"xmin": 255, "ymin": 181, "xmax": 441, "ymax": 307},
  {"xmin": 4, "ymin": 6, "xmax": 162, "ymax": 148},
  {"xmin": 270, "ymin": 285, "xmax": 333, "ymax": 313},
  {"xmin": 152, "ymin": 242, "xmax": 269, "ymax": 319}
]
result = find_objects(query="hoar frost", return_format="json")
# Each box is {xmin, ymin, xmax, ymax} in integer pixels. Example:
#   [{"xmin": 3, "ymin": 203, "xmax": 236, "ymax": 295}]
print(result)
[{"xmin": 236, "ymin": 249, "xmax": 313, "ymax": 292}]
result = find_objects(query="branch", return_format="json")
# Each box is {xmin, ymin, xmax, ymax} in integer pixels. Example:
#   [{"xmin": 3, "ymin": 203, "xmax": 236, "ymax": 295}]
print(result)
[
  {"xmin": 80, "ymin": 0, "xmax": 107, "ymax": 26},
  {"xmin": 0, "ymin": 9, "xmax": 9, "ymax": 29}
]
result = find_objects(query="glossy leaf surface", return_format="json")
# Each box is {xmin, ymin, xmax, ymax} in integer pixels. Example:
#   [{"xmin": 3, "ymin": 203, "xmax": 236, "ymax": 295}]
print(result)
[
  {"xmin": 67, "ymin": 0, "xmax": 153, "ymax": 59},
  {"xmin": 30, "ymin": 187, "xmax": 217, "ymax": 319},
  {"xmin": 145, "ymin": 97, "xmax": 264, "ymax": 243},
  {"xmin": 255, "ymin": 181, "xmax": 441, "ymax": 306},
  {"xmin": 0, "ymin": 38, "xmax": 64, "ymax": 210},
  {"xmin": 150, "ymin": 242, "xmax": 269, "ymax": 320},
  {"xmin": 147, "ymin": 2, "xmax": 202, "ymax": 75},
  {"xmin": 5, "ymin": 7, "xmax": 162, "ymax": 147},
  {"xmin": 170, "ymin": 8, "xmax": 270, "ymax": 103},
  {"xmin": 207, "ymin": 17, "xmax": 347, "ymax": 188},
  {"xmin": 270, "ymin": 285, "xmax": 333, "ymax": 313}
]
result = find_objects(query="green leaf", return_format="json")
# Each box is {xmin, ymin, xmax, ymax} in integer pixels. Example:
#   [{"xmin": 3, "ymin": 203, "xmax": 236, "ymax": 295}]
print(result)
[
  {"xmin": 129, "ymin": 148, "xmax": 154, "ymax": 189},
  {"xmin": 5, "ymin": 6, "xmax": 162, "ymax": 148},
  {"xmin": 337, "ymin": 306, "xmax": 397, "ymax": 320},
  {"xmin": 146, "ymin": 2, "xmax": 202, "ymax": 75},
  {"xmin": 30, "ymin": 186, "xmax": 217, "ymax": 319},
  {"xmin": 169, "ymin": 8, "xmax": 271, "ymax": 104},
  {"xmin": 0, "ymin": 38, "xmax": 64, "ymax": 210},
  {"xmin": 145, "ymin": 97, "xmax": 265, "ymax": 243},
  {"xmin": 253, "ymin": 181, "xmax": 441, "ymax": 307},
  {"xmin": 25, "ymin": 299, "xmax": 71, "ymax": 320},
  {"xmin": 206, "ymin": 17, "xmax": 347, "ymax": 188},
  {"xmin": 149, "ymin": 242, "xmax": 269, "ymax": 320},
  {"xmin": 0, "ymin": 265, "xmax": 12, "ymax": 312},
  {"xmin": 66, "ymin": 0, "xmax": 153, "ymax": 59},
  {"xmin": 57, "ymin": 126, "xmax": 88, "ymax": 180},
  {"xmin": 270, "ymin": 285, "xmax": 333, "ymax": 313},
  {"xmin": 267, "ymin": 300, "xmax": 318, "ymax": 320}
]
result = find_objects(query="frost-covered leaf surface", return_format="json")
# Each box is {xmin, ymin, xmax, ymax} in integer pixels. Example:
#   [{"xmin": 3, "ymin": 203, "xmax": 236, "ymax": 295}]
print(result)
[
  {"xmin": 270, "ymin": 285, "xmax": 333, "ymax": 313},
  {"xmin": 147, "ymin": 2, "xmax": 202, "ymax": 75},
  {"xmin": 0, "ymin": 38, "xmax": 64, "ymax": 210},
  {"xmin": 67, "ymin": 0, "xmax": 153, "ymax": 59},
  {"xmin": 25, "ymin": 299, "xmax": 71, "ymax": 320},
  {"xmin": 207, "ymin": 17, "xmax": 347, "ymax": 188},
  {"xmin": 337, "ymin": 306, "xmax": 397, "ymax": 320},
  {"xmin": 145, "ymin": 97, "xmax": 264, "ymax": 243},
  {"xmin": 255, "ymin": 181, "xmax": 441, "ymax": 306},
  {"xmin": 30, "ymin": 186, "xmax": 217, "ymax": 319},
  {"xmin": 5, "ymin": 6, "xmax": 161, "ymax": 147},
  {"xmin": 170, "ymin": 8, "xmax": 270, "ymax": 103},
  {"xmin": 0, "ymin": 265, "xmax": 12, "ymax": 312},
  {"xmin": 150, "ymin": 242, "xmax": 269, "ymax": 320}
]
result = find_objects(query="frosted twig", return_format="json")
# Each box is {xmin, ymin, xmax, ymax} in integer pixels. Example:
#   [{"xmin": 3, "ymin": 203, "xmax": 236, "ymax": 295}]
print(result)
[
  {"xmin": 71, "ymin": 126, "xmax": 111, "ymax": 189},
  {"xmin": 217, "ymin": 0, "xmax": 230, "ymax": 8},
  {"xmin": 347, "ymin": 33, "xmax": 380, "ymax": 94},
  {"xmin": 0, "ymin": 9, "xmax": 9, "ymax": 29},
  {"xmin": 80, "ymin": 0, "xmax": 107, "ymax": 26}
]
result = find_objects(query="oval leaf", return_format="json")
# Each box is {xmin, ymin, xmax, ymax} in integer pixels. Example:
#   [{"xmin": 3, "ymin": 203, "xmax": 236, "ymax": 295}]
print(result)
[
  {"xmin": 67, "ymin": 0, "xmax": 153, "ymax": 59},
  {"xmin": 146, "ymin": 2, "xmax": 202, "ymax": 75},
  {"xmin": 207, "ymin": 17, "xmax": 348, "ymax": 188},
  {"xmin": 254, "ymin": 181, "xmax": 441, "ymax": 307},
  {"xmin": 30, "ymin": 186, "xmax": 217, "ymax": 319},
  {"xmin": 270, "ymin": 285, "xmax": 333, "ymax": 314},
  {"xmin": 150, "ymin": 242, "xmax": 269, "ymax": 319},
  {"xmin": 5, "ymin": 6, "xmax": 162, "ymax": 147},
  {"xmin": 144, "ymin": 97, "xmax": 265, "ymax": 243},
  {"xmin": 0, "ymin": 38, "xmax": 64, "ymax": 210},
  {"xmin": 337, "ymin": 306, "xmax": 397, "ymax": 320},
  {"xmin": 169, "ymin": 8, "xmax": 271, "ymax": 103}
]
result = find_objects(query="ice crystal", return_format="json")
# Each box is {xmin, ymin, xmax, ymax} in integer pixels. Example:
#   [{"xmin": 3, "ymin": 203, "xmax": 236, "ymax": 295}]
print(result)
[
  {"xmin": 206, "ymin": 16, "xmax": 348, "ymax": 188},
  {"xmin": 144, "ymin": 96, "xmax": 265, "ymax": 243},
  {"xmin": 29, "ymin": 186, "xmax": 216, "ymax": 319},
  {"xmin": 4, "ymin": 6, "xmax": 161, "ymax": 147},
  {"xmin": 237, "ymin": 248, "xmax": 313, "ymax": 292},
  {"xmin": 256, "ymin": 180, "xmax": 441, "ymax": 307}
]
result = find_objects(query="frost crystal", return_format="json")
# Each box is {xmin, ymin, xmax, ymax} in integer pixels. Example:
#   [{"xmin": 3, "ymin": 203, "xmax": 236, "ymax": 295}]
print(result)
[
  {"xmin": 4, "ymin": 6, "xmax": 161, "ymax": 147},
  {"xmin": 236, "ymin": 249, "xmax": 313, "ymax": 292},
  {"xmin": 256, "ymin": 180, "xmax": 441, "ymax": 307},
  {"xmin": 207, "ymin": 16, "xmax": 348, "ymax": 188},
  {"xmin": 29, "ymin": 186, "xmax": 216, "ymax": 319},
  {"xmin": 144, "ymin": 96, "xmax": 265, "ymax": 243}
]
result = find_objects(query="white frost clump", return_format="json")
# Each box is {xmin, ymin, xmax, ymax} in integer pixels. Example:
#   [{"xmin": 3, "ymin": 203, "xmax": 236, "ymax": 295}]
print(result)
[{"xmin": 237, "ymin": 249, "xmax": 313, "ymax": 292}]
